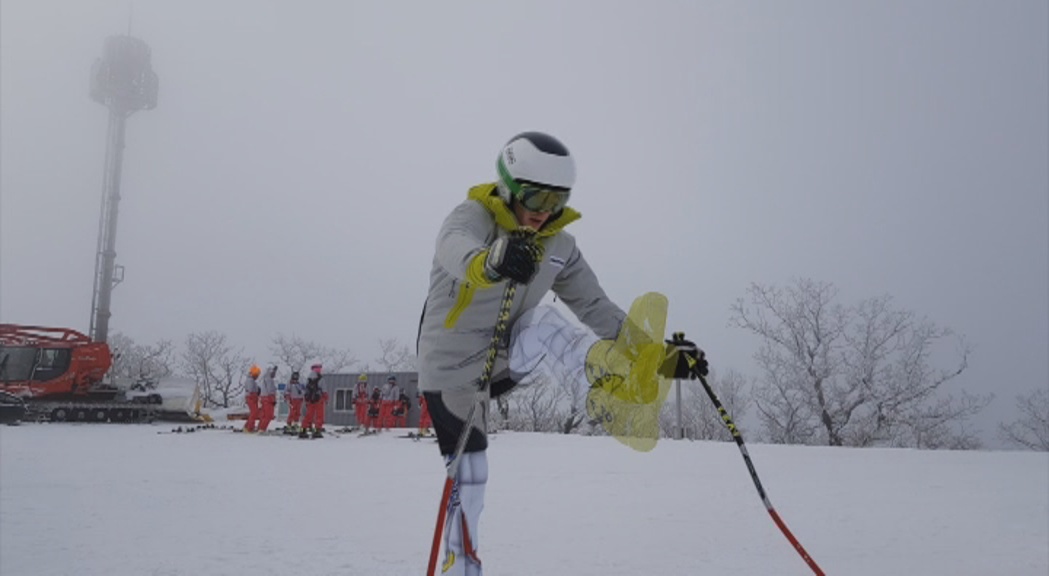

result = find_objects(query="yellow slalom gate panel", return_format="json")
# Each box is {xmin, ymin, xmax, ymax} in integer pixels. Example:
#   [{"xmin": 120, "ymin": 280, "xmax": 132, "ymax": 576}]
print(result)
[{"xmin": 585, "ymin": 292, "xmax": 671, "ymax": 452}]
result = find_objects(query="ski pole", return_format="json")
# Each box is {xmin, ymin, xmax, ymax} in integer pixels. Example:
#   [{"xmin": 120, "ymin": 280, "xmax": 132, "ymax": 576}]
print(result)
[
  {"xmin": 427, "ymin": 232, "xmax": 530, "ymax": 576},
  {"xmin": 681, "ymin": 343, "xmax": 827, "ymax": 576}
]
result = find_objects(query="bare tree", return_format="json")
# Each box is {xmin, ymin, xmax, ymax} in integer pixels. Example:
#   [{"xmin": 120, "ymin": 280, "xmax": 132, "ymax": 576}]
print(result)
[
  {"xmin": 999, "ymin": 388, "xmax": 1049, "ymax": 451},
  {"xmin": 269, "ymin": 333, "xmax": 358, "ymax": 374},
  {"xmin": 553, "ymin": 366, "xmax": 589, "ymax": 434},
  {"xmin": 494, "ymin": 395, "xmax": 511, "ymax": 430},
  {"xmin": 374, "ymin": 338, "xmax": 416, "ymax": 372},
  {"xmin": 213, "ymin": 350, "xmax": 250, "ymax": 408},
  {"xmin": 108, "ymin": 332, "xmax": 175, "ymax": 385},
  {"xmin": 506, "ymin": 374, "xmax": 564, "ymax": 432},
  {"xmin": 731, "ymin": 278, "xmax": 986, "ymax": 449},
  {"xmin": 661, "ymin": 368, "xmax": 752, "ymax": 442},
  {"xmin": 181, "ymin": 331, "xmax": 247, "ymax": 408}
]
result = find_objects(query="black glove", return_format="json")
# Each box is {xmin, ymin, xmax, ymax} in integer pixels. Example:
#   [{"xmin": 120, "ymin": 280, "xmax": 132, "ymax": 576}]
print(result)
[
  {"xmin": 485, "ymin": 235, "xmax": 543, "ymax": 284},
  {"xmin": 660, "ymin": 332, "xmax": 708, "ymax": 379}
]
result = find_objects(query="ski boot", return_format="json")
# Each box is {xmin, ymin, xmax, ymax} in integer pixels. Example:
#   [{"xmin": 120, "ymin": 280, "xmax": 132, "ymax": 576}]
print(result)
[
  {"xmin": 298, "ymin": 427, "xmax": 310, "ymax": 439},
  {"xmin": 311, "ymin": 428, "xmax": 324, "ymax": 439}
]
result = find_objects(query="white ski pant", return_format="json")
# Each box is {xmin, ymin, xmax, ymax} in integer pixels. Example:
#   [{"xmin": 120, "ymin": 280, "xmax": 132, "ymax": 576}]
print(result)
[
  {"xmin": 444, "ymin": 305, "xmax": 599, "ymax": 576},
  {"xmin": 509, "ymin": 304, "xmax": 599, "ymax": 400},
  {"xmin": 444, "ymin": 450, "xmax": 487, "ymax": 576}
]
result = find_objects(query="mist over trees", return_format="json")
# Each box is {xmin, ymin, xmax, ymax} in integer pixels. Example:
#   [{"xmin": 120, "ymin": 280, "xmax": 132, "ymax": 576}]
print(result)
[
  {"xmin": 371, "ymin": 338, "xmax": 416, "ymax": 373},
  {"xmin": 730, "ymin": 278, "xmax": 988, "ymax": 449},
  {"xmin": 108, "ymin": 331, "xmax": 363, "ymax": 408},
  {"xmin": 269, "ymin": 333, "xmax": 358, "ymax": 376}
]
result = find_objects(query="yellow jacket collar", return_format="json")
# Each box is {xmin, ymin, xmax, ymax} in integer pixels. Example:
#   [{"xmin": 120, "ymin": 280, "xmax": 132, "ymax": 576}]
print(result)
[{"xmin": 467, "ymin": 183, "xmax": 580, "ymax": 237}]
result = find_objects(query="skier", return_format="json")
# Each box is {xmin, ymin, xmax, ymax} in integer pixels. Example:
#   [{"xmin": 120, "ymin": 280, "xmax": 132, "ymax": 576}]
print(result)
[
  {"xmin": 394, "ymin": 388, "xmax": 411, "ymax": 428},
  {"xmin": 353, "ymin": 373, "xmax": 369, "ymax": 430},
  {"xmin": 257, "ymin": 365, "xmax": 278, "ymax": 432},
  {"xmin": 366, "ymin": 386, "xmax": 382, "ymax": 434},
  {"xmin": 284, "ymin": 371, "xmax": 304, "ymax": 434},
  {"xmin": 380, "ymin": 375, "xmax": 400, "ymax": 431},
  {"xmin": 243, "ymin": 364, "xmax": 262, "ymax": 433},
  {"xmin": 417, "ymin": 393, "xmax": 432, "ymax": 437},
  {"xmin": 416, "ymin": 131, "xmax": 707, "ymax": 575},
  {"xmin": 299, "ymin": 364, "xmax": 327, "ymax": 439}
]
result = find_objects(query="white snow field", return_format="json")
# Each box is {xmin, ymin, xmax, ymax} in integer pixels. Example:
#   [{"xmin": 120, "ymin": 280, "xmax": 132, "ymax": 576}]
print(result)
[{"xmin": 1, "ymin": 423, "xmax": 1046, "ymax": 576}]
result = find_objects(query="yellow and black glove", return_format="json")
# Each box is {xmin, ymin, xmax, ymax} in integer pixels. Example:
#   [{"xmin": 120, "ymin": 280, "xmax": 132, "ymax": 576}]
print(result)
[
  {"xmin": 484, "ymin": 235, "xmax": 543, "ymax": 284},
  {"xmin": 660, "ymin": 332, "xmax": 708, "ymax": 379}
]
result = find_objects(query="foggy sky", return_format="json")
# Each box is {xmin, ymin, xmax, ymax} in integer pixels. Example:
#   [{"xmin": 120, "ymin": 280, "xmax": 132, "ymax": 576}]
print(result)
[{"xmin": 2, "ymin": 0, "xmax": 1046, "ymax": 447}]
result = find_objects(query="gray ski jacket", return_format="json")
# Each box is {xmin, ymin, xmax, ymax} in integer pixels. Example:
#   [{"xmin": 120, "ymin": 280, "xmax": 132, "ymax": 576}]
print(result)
[
  {"xmin": 381, "ymin": 381, "xmax": 400, "ymax": 402},
  {"xmin": 285, "ymin": 380, "xmax": 304, "ymax": 400},
  {"xmin": 417, "ymin": 184, "xmax": 626, "ymax": 415},
  {"xmin": 260, "ymin": 370, "xmax": 277, "ymax": 396}
]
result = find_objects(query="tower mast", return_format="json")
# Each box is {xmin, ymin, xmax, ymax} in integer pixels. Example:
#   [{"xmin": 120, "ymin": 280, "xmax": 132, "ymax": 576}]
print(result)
[{"xmin": 88, "ymin": 35, "xmax": 158, "ymax": 343}]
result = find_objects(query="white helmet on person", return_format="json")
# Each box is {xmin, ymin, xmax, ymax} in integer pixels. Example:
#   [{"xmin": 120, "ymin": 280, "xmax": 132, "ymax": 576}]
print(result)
[{"xmin": 495, "ymin": 132, "xmax": 575, "ymax": 213}]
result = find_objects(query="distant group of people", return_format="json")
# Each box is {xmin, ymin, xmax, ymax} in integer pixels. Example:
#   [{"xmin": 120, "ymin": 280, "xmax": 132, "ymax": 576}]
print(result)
[
  {"xmin": 243, "ymin": 363, "xmax": 327, "ymax": 438},
  {"xmin": 352, "ymin": 374, "xmax": 432, "ymax": 436},
  {"xmin": 241, "ymin": 366, "xmax": 429, "ymax": 437}
]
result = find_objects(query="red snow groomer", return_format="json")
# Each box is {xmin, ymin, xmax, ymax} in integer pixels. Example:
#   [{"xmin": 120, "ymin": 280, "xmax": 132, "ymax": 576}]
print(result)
[{"xmin": 0, "ymin": 323, "xmax": 159, "ymax": 423}]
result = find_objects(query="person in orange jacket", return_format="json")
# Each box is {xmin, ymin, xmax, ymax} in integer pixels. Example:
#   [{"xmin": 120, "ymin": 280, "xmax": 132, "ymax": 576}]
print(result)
[
  {"xmin": 284, "ymin": 370, "xmax": 304, "ymax": 434},
  {"xmin": 258, "ymin": 365, "xmax": 278, "ymax": 432},
  {"xmin": 243, "ymin": 364, "xmax": 262, "ymax": 433},
  {"xmin": 353, "ymin": 373, "xmax": 370, "ymax": 431},
  {"xmin": 417, "ymin": 392, "xmax": 432, "ymax": 437},
  {"xmin": 299, "ymin": 364, "xmax": 327, "ymax": 439}
]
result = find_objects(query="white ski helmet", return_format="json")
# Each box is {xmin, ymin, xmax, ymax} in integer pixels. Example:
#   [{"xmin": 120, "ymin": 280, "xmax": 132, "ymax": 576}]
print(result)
[{"xmin": 496, "ymin": 132, "xmax": 576, "ymax": 211}]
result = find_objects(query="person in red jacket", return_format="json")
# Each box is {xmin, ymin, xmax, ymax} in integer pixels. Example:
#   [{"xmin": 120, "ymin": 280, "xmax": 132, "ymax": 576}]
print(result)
[
  {"xmin": 417, "ymin": 392, "xmax": 432, "ymax": 437},
  {"xmin": 243, "ymin": 364, "xmax": 262, "ymax": 433},
  {"xmin": 284, "ymin": 371, "xmax": 304, "ymax": 434},
  {"xmin": 353, "ymin": 373, "xmax": 369, "ymax": 431},
  {"xmin": 258, "ymin": 365, "xmax": 279, "ymax": 432},
  {"xmin": 299, "ymin": 364, "xmax": 327, "ymax": 439}
]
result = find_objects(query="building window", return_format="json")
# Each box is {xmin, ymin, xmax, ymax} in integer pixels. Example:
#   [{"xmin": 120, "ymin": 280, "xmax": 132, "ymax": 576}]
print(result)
[{"xmin": 334, "ymin": 389, "xmax": 353, "ymax": 412}]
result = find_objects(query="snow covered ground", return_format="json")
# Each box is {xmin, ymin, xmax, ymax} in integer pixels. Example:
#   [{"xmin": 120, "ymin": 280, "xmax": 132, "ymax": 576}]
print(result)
[{"xmin": 1, "ymin": 423, "xmax": 1046, "ymax": 576}]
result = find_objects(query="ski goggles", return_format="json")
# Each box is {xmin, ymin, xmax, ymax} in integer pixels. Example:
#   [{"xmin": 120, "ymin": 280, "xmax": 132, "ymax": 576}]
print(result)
[{"xmin": 514, "ymin": 182, "xmax": 571, "ymax": 213}]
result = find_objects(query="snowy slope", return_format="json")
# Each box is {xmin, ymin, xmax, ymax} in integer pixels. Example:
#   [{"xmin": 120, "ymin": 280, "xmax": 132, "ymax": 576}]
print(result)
[{"xmin": 1, "ymin": 423, "xmax": 1046, "ymax": 576}]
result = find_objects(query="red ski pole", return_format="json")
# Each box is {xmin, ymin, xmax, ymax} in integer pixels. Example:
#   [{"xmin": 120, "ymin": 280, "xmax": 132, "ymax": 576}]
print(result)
[{"xmin": 679, "ymin": 337, "xmax": 826, "ymax": 576}]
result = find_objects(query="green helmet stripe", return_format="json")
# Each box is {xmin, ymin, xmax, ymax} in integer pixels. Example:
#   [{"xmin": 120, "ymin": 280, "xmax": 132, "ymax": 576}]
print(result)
[{"xmin": 497, "ymin": 156, "xmax": 522, "ymax": 198}]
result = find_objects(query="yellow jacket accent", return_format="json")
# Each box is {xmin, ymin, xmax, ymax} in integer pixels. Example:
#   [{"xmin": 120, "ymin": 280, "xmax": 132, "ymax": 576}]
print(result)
[
  {"xmin": 442, "ymin": 250, "xmax": 494, "ymax": 329},
  {"xmin": 466, "ymin": 183, "xmax": 581, "ymax": 237},
  {"xmin": 443, "ymin": 185, "xmax": 582, "ymax": 329},
  {"xmin": 466, "ymin": 249, "xmax": 492, "ymax": 286}
]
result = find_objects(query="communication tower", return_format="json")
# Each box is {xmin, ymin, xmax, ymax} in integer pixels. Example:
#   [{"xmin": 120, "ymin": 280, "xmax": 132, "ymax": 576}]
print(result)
[{"xmin": 87, "ymin": 35, "xmax": 158, "ymax": 343}]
